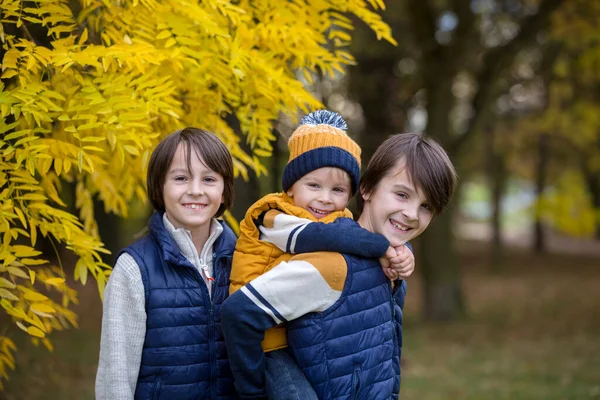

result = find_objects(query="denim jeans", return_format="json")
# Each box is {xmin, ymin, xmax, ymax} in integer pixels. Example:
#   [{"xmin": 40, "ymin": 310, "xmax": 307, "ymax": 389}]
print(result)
[{"xmin": 265, "ymin": 348, "xmax": 318, "ymax": 400}]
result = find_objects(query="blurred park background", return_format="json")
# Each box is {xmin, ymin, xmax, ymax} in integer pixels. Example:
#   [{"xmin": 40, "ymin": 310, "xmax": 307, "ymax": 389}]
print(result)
[{"xmin": 1, "ymin": 0, "xmax": 600, "ymax": 399}]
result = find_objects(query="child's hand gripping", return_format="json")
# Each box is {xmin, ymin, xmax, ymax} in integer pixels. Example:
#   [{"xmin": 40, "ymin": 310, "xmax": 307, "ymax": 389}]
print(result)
[{"xmin": 379, "ymin": 245, "xmax": 415, "ymax": 281}]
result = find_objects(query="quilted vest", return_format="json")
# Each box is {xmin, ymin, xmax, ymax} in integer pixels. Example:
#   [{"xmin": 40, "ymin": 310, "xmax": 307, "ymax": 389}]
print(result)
[
  {"xmin": 123, "ymin": 212, "xmax": 238, "ymax": 400},
  {"xmin": 230, "ymin": 192, "xmax": 352, "ymax": 352},
  {"xmin": 286, "ymin": 254, "xmax": 406, "ymax": 400}
]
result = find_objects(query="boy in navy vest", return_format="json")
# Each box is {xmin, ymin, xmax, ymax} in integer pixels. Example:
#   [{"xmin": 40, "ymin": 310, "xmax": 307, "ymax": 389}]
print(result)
[
  {"xmin": 96, "ymin": 128, "xmax": 238, "ymax": 400},
  {"xmin": 228, "ymin": 111, "xmax": 415, "ymax": 399},
  {"xmin": 222, "ymin": 133, "xmax": 457, "ymax": 399}
]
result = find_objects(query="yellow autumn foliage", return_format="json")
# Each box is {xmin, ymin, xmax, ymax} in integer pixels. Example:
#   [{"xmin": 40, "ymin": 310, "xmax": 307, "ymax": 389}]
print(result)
[
  {"xmin": 0, "ymin": 0, "xmax": 395, "ymax": 388},
  {"xmin": 537, "ymin": 171, "xmax": 596, "ymax": 237},
  {"xmin": 517, "ymin": 0, "xmax": 600, "ymax": 237}
]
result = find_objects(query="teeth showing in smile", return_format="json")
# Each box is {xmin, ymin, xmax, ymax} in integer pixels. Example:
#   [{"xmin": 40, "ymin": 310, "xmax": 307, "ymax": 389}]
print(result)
[
  {"xmin": 184, "ymin": 204, "xmax": 204, "ymax": 209},
  {"xmin": 390, "ymin": 219, "xmax": 410, "ymax": 231},
  {"xmin": 309, "ymin": 207, "xmax": 331, "ymax": 215}
]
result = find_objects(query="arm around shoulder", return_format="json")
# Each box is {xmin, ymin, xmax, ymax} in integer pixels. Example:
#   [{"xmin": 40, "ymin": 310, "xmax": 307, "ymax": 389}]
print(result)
[
  {"xmin": 260, "ymin": 211, "xmax": 389, "ymax": 258},
  {"xmin": 95, "ymin": 252, "xmax": 146, "ymax": 400}
]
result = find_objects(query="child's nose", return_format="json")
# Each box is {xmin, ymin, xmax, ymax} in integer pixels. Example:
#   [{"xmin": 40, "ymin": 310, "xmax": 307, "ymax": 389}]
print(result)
[
  {"xmin": 318, "ymin": 192, "xmax": 332, "ymax": 203},
  {"xmin": 401, "ymin": 205, "xmax": 418, "ymax": 221},
  {"xmin": 187, "ymin": 179, "xmax": 204, "ymax": 196}
]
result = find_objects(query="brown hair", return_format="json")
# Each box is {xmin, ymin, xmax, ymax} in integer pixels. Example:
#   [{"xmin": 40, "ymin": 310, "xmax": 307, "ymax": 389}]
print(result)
[
  {"xmin": 147, "ymin": 127, "xmax": 234, "ymax": 218},
  {"xmin": 357, "ymin": 133, "xmax": 457, "ymax": 216}
]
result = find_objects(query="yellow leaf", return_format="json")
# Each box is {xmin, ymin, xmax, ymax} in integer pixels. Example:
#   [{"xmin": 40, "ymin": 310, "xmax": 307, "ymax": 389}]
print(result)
[
  {"xmin": 54, "ymin": 158, "xmax": 63, "ymax": 175},
  {"xmin": 11, "ymin": 245, "xmax": 41, "ymax": 257},
  {"xmin": 30, "ymin": 221, "xmax": 37, "ymax": 247},
  {"xmin": 23, "ymin": 291, "xmax": 49, "ymax": 302},
  {"xmin": 14, "ymin": 207, "xmax": 27, "ymax": 228},
  {"xmin": 20, "ymin": 258, "xmax": 48, "ymax": 266},
  {"xmin": 26, "ymin": 55, "xmax": 36, "ymax": 71},
  {"xmin": 1, "ymin": 70, "xmax": 18, "ymax": 79},
  {"xmin": 165, "ymin": 37, "xmax": 177, "ymax": 48},
  {"xmin": 0, "ymin": 278, "xmax": 16, "ymax": 289},
  {"xmin": 29, "ymin": 270, "xmax": 35, "ymax": 285},
  {"xmin": 31, "ymin": 303, "xmax": 55, "ymax": 314},
  {"xmin": 17, "ymin": 194, "xmax": 47, "ymax": 201},
  {"xmin": 2, "ymin": 301, "xmax": 27, "ymax": 319},
  {"xmin": 7, "ymin": 267, "xmax": 28, "ymax": 279},
  {"xmin": 30, "ymin": 303, "xmax": 56, "ymax": 316},
  {"xmin": 0, "ymin": 288, "xmax": 19, "ymax": 301},
  {"xmin": 75, "ymin": 259, "xmax": 88, "ymax": 285},
  {"xmin": 16, "ymin": 321, "xmax": 28, "ymax": 333},
  {"xmin": 79, "ymin": 28, "xmax": 88, "ymax": 45},
  {"xmin": 123, "ymin": 145, "xmax": 140, "ymax": 155},
  {"xmin": 42, "ymin": 338, "xmax": 53, "ymax": 352},
  {"xmin": 44, "ymin": 278, "xmax": 65, "ymax": 287},
  {"xmin": 26, "ymin": 326, "xmax": 45, "ymax": 338},
  {"xmin": 156, "ymin": 30, "xmax": 172, "ymax": 40}
]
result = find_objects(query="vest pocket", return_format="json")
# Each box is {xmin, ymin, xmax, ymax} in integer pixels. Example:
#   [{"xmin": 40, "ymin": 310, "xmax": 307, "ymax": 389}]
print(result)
[
  {"xmin": 352, "ymin": 364, "xmax": 361, "ymax": 400},
  {"xmin": 151, "ymin": 379, "xmax": 162, "ymax": 400}
]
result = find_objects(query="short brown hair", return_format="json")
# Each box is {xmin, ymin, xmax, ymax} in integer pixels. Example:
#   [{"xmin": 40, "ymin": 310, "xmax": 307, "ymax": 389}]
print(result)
[
  {"xmin": 147, "ymin": 127, "xmax": 234, "ymax": 218},
  {"xmin": 357, "ymin": 133, "xmax": 457, "ymax": 216}
]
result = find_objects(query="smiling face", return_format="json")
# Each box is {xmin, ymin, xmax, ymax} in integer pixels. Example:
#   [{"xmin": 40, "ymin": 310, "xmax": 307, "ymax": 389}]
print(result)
[
  {"xmin": 162, "ymin": 143, "xmax": 224, "ymax": 237},
  {"xmin": 286, "ymin": 167, "xmax": 351, "ymax": 219},
  {"xmin": 357, "ymin": 161, "xmax": 434, "ymax": 246}
]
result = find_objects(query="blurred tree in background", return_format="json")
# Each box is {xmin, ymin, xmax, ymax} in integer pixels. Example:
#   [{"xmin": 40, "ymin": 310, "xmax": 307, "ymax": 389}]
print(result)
[
  {"xmin": 343, "ymin": 0, "xmax": 569, "ymax": 320},
  {"xmin": 0, "ymin": 0, "xmax": 395, "ymax": 388}
]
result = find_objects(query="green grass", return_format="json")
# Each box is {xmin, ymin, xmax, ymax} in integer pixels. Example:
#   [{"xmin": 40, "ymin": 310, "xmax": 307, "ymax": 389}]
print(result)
[
  {"xmin": 401, "ymin": 247, "xmax": 600, "ymax": 400},
  {"xmin": 2, "ymin": 244, "xmax": 600, "ymax": 399}
]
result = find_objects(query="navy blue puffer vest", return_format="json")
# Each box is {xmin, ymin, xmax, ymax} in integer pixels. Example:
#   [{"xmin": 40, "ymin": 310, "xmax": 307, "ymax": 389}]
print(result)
[
  {"xmin": 122, "ymin": 212, "xmax": 238, "ymax": 400},
  {"xmin": 286, "ymin": 254, "xmax": 406, "ymax": 400}
]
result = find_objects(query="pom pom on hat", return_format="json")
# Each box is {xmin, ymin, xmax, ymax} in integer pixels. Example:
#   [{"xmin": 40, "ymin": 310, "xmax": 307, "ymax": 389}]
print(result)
[{"xmin": 300, "ymin": 110, "xmax": 348, "ymax": 130}]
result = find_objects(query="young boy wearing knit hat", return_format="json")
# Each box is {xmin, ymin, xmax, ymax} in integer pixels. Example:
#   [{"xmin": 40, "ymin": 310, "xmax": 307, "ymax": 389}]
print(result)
[{"xmin": 227, "ymin": 110, "xmax": 414, "ymax": 399}]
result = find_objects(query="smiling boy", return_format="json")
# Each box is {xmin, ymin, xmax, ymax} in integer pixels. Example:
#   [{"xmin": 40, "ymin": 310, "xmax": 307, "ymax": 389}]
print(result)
[{"xmin": 226, "ymin": 111, "xmax": 415, "ymax": 399}]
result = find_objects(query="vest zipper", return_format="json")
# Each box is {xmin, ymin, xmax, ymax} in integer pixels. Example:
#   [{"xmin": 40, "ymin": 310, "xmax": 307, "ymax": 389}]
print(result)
[
  {"xmin": 208, "ymin": 254, "xmax": 219, "ymax": 399},
  {"xmin": 390, "ymin": 281, "xmax": 396, "ymax": 319}
]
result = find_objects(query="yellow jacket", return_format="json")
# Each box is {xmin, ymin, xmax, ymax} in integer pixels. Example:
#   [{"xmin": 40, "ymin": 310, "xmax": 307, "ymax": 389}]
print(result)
[{"xmin": 230, "ymin": 192, "xmax": 352, "ymax": 351}]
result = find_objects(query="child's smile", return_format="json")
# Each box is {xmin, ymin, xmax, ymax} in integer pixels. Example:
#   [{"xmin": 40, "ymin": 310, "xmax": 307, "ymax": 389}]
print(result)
[
  {"xmin": 163, "ymin": 144, "xmax": 224, "ymax": 236},
  {"xmin": 359, "ymin": 162, "xmax": 433, "ymax": 246}
]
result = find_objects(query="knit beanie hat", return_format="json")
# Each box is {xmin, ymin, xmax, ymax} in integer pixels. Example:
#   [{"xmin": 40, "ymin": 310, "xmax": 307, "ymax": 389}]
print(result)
[{"xmin": 282, "ymin": 110, "xmax": 361, "ymax": 194}]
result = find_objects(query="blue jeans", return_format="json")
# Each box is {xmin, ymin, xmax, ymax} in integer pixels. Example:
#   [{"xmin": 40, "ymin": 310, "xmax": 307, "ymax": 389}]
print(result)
[{"xmin": 265, "ymin": 348, "xmax": 318, "ymax": 400}]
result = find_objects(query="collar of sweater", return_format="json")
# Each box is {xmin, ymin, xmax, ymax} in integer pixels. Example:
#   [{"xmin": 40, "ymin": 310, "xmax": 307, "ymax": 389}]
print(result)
[{"xmin": 162, "ymin": 213, "xmax": 224, "ymax": 269}]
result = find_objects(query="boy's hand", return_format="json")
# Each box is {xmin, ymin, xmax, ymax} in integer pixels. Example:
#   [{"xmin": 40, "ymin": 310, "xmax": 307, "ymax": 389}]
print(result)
[
  {"xmin": 379, "ymin": 245, "xmax": 415, "ymax": 280},
  {"xmin": 390, "ymin": 245, "xmax": 414, "ymax": 279},
  {"xmin": 379, "ymin": 247, "xmax": 399, "ymax": 280}
]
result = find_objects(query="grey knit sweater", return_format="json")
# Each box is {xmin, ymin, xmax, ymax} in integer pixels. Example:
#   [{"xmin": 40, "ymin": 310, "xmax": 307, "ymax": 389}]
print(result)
[{"xmin": 95, "ymin": 215, "xmax": 223, "ymax": 400}]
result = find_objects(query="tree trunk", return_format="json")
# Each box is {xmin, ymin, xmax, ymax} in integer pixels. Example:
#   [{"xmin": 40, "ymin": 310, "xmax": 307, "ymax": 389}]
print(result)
[
  {"xmin": 226, "ymin": 113, "xmax": 262, "ymax": 221},
  {"xmin": 419, "ymin": 202, "xmax": 464, "ymax": 320},
  {"xmin": 486, "ymin": 127, "xmax": 507, "ymax": 272},
  {"xmin": 590, "ymin": 178, "xmax": 600, "ymax": 240},
  {"xmin": 347, "ymin": 57, "xmax": 399, "ymax": 164},
  {"xmin": 533, "ymin": 134, "xmax": 549, "ymax": 253},
  {"xmin": 418, "ymin": 62, "xmax": 465, "ymax": 320},
  {"xmin": 581, "ymin": 160, "xmax": 600, "ymax": 240},
  {"xmin": 271, "ymin": 133, "xmax": 282, "ymax": 194}
]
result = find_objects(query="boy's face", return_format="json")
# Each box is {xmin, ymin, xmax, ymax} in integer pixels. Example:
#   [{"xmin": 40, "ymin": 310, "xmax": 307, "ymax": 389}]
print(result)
[
  {"xmin": 286, "ymin": 167, "xmax": 351, "ymax": 219},
  {"xmin": 358, "ymin": 162, "xmax": 433, "ymax": 246},
  {"xmin": 163, "ymin": 144, "xmax": 224, "ymax": 235}
]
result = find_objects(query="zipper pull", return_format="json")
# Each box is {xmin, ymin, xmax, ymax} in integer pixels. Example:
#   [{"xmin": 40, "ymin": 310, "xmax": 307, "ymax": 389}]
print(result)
[{"xmin": 201, "ymin": 263, "xmax": 214, "ymax": 282}]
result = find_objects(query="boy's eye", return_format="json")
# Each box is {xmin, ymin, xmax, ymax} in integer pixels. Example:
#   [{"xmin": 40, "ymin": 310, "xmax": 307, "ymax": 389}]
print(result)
[
  {"xmin": 174, "ymin": 176, "xmax": 188, "ymax": 181},
  {"xmin": 307, "ymin": 183, "xmax": 319, "ymax": 188},
  {"xmin": 395, "ymin": 192, "xmax": 408, "ymax": 199},
  {"xmin": 421, "ymin": 203, "xmax": 432, "ymax": 212},
  {"xmin": 204, "ymin": 176, "xmax": 217, "ymax": 183},
  {"xmin": 333, "ymin": 187, "xmax": 346, "ymax": 193}
]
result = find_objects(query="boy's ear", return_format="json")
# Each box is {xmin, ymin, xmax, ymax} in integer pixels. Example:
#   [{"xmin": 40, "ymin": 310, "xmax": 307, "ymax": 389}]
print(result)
[
  {"xmin": 360, "ymin": 187, "xmax": 371, "ymax": 201},
  {"xmin": 286, "ymin": 189, "xmax": 293, "ymax": 198}
]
